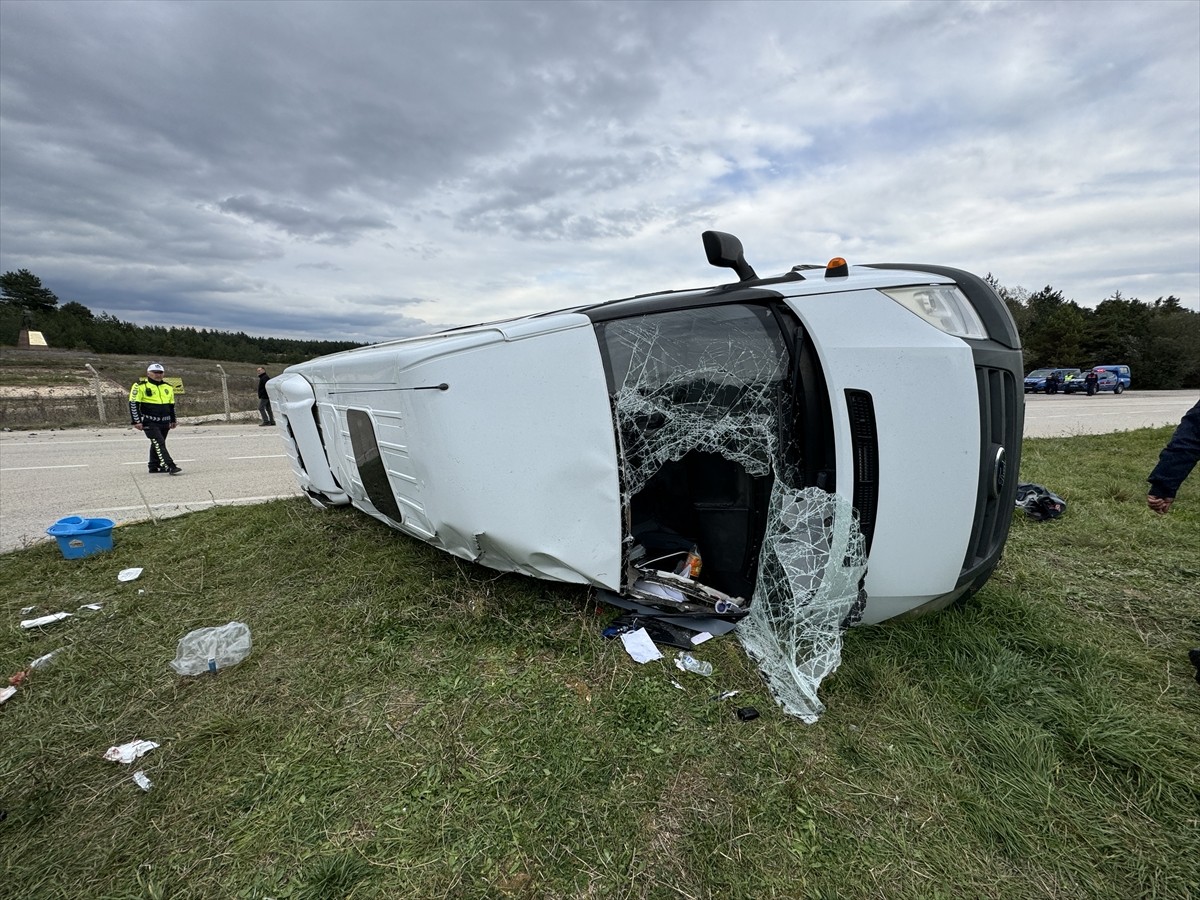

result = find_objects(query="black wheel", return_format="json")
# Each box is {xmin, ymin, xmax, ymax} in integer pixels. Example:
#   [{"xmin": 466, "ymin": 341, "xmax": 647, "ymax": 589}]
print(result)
[{"xmin": 1114, "ymin": 383, "xmax": 1124, "ymax": 394}]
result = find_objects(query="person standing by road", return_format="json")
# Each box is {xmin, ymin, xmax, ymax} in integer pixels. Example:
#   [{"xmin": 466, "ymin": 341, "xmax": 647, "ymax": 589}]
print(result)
[
  {"xmin": 256, "ymin": 367, "xmax": 276, "ymax": 426},
  {"xmin": 129, "ymin": 363, "xmax": 181, "ymax": 475},
  {"xmin": 1084, "ymin": 369, "xmax": 1099, "ymax": 396},
  {"xmin": 1045, "ymin": 371, "xmax": 1060, "ymax": 394},
  {"xmin": 1147, "ymin": 399, "xmax": 1200, "ymax": 513}
]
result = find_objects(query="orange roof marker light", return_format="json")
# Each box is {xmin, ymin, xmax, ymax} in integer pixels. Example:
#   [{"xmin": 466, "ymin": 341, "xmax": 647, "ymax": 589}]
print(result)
[{"xmin": 825, "ymin": 257, "xmax": 849, "ymax": 278}]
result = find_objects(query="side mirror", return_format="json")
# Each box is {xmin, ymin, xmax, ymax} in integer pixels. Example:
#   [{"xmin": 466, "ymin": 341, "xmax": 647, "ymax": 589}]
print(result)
[{"xmin": 702, "ymin": 231, "xmax": 757, "ymax": 282}]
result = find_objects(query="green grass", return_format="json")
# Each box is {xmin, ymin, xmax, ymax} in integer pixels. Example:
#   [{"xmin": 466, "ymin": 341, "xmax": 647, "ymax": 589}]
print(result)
[{"xmin": 2, "ymin": 427, "xmax": 1198, "ymax": 899}]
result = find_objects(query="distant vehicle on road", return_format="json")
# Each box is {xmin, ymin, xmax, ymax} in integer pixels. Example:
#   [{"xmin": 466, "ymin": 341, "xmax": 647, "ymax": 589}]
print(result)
[
  {"xmin": 1064, "ymin": 368, "xmax": 1127, "ymax": 395},
  {"xmin": 1095, "ymin": 364, "xmax": 1131, "ymax": 390},
  {"xmin": 1024, "ymin": 368, "xmax": 1081, "ymax": 393}
]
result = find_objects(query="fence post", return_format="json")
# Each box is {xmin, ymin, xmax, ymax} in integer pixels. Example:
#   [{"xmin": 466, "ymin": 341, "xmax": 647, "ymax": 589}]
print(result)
[
  {"xmin": 84, "ymin": 363, "xmax": 107, "ymax": 425},
  {"xmin": 216, "ymin": 365, "xmax": 231, "ymax": 421}
]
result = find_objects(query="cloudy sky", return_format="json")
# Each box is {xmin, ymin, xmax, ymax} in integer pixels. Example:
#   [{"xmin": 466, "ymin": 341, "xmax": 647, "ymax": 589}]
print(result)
[{"xmin": 1, "ymin": 0, "xmax": 1197, "ymax": 344}]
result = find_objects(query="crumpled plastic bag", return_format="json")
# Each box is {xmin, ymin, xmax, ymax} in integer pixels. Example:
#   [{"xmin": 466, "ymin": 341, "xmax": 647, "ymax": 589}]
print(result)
[
  {"xmin": 1015, "ymin": 482, "xmax": 1067, "ymax": 521},
  {"xmin": 104, "ymin": 739, "xmax": 159, "ymax": 764},
  {"xmin": 169, "ymin": 621, "xmax": 252, "ymax": 675}
]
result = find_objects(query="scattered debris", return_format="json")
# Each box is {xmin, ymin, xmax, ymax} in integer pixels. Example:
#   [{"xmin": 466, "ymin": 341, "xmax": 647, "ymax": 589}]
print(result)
[
  {"xmin": 602, "ymin": 613, "xmax": 702, "ymax": 650},
  {"xmin": 618, "ymin": 627, "xmax": 662, "ymax": 664},
  {"xmin": 1015, "ymin": 482, "xmax": 1067, "ymax": 520},
  {"xmin": 0, "ymin": 686, "xmax": 16, "ymax": 705},
  {"xmin": 79, "ymin": 603, "xmax": 102, "ymax": 611},
  {"xmin": 29, "ymin": 650, "xmax": 61, "ymax": 669},
  {"xmin": 8, "ymin": 671, "xmax": 29, "ymax": 687},
  {"xmin": 118, "ymin": 567, "xmax": 144, "ymax": 582},
  {"xmin": 104, "ymin": 739, "xmax": 159, "ymax": 764},
  {"xmin": 169, "ymin": 622, "xmax": 252, "ymax": 675},
  {"xmin": 736, "ymin": 707, "xmax": 760, "ymax": 721},
  {"xmin": 21, "ymin": 611, "xmax": 73, "ymax": 629},
  {"xmin": 712, "ymin": 690, "xmax": 740, "ymax": 702},
  {"xmin": 675, "ymin": 652, "xmax": 713, "ymax": 676},
  {"xmin": 132, "ymin": 771, "xmax": 153, "ymax": 792}
]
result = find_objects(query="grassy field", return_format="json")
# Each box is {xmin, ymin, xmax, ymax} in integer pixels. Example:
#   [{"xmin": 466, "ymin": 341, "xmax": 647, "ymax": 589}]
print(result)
[{"xmin": 2, "ymin": 427, "xmax": 1198, "ymax": 900}]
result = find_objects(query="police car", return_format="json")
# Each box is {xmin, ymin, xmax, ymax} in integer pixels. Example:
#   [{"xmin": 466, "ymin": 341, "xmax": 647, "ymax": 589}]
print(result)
[{"xmin": 268, "ymin": 232, "xmax": 1024, "ymax": 625}]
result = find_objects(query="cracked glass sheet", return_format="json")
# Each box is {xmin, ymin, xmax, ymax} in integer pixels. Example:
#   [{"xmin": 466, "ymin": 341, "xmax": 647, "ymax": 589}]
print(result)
[
  {"xmin": 605, "ymin": 306, "xmax": 787, "ymax": 500},
  {"xmin": 736, "ymin": 486, "xmax": 867, "ymax": 723},
  {"xmin": 606, "ymin": 307, "xmax": 866, "ymax": 721}
]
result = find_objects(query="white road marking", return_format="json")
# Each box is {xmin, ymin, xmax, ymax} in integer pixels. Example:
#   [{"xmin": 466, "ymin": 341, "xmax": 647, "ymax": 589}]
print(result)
[
  {"xmin": 229, "ymin": 455, "xmax": 286, "ymax": 460},
  {"xmin": 0, "ymin": 434, "xmax": 283, "ymax": 447},
  {"xmin": 0, "ymin": 464, "xmax": 89, "ymax": 471}
]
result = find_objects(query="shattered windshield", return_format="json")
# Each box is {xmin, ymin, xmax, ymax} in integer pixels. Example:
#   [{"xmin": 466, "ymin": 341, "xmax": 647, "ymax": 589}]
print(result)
[
  {"xmin": 600, "ymin": 304, "xmax": 788, "ymax": 497},
  {"xmin": 597, "ymin": 303, "xmax": 868, "ymax": 722}
]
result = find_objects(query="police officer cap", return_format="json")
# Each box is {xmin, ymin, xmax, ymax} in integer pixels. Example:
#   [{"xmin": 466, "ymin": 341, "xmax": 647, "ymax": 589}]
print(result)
[{"xmin": 147, "ymin": 363, "xmax": 165, "ymax": 373}]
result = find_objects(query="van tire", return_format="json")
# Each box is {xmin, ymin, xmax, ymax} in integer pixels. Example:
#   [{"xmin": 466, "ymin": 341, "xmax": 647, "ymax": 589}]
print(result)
[{"xmin": 1114, "ymin": 383, "xmax": 1124, "ymax": 394}]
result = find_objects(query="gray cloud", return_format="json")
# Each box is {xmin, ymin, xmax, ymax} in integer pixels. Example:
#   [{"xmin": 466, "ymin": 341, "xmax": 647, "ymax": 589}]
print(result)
[
  {"xmin": 1, "ymin": 0, "xmax": 1196, "ymax": 347},
  {"xmin": 216, "ymin": 195, "xmax": 391, "ymax": 244}
]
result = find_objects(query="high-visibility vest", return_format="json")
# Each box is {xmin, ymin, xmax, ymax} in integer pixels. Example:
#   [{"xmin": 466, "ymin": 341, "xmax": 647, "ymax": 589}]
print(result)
[{"xmin": 129, "ymin": 378, "xmax": 176, "ymax": 421}]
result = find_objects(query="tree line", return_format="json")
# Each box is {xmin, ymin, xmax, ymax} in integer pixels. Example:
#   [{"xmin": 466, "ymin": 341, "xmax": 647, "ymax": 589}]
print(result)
[
  {"xmin": 987, "ymin": 276, "xmax": 1200, "ymax": 389},
  {"xmin": 2, "ymin": 267, "xmax": 1198, "ymax": 387},
  {"xmin": 0, "ymin": 269, "xmax": 361, "ymax": 365}
]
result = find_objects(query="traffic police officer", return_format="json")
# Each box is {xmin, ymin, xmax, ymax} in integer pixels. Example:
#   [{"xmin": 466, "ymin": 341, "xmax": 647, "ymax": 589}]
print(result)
[{"xmin": 129, "ymin": 363, "xmax": 181, "ymax": 474}]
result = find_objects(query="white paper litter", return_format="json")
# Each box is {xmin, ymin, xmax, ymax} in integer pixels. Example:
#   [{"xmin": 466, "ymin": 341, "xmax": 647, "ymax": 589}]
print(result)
[
  {"xmin": 0, "ymin": 686, "xmax": 16, "ymax": 705},
  {"xmin": 104, "ymin": 739, "xmax": 159, "ymax": 764},
  {"xmin": 132, "ymin": 771, "xmax": 153, "ymax": 792},
  {"xmin": 21, "ymin": 612, "xmax": 73, "ymax": 629},
  {"xmin": 29, "ymin": 649, "xmax": 61, "ymax": 669},
  {"xmin": 690, "ymin": 632, "xmax": 713, "ymax": 645},
  {"xmin": 631, "ymin": 579, "xmax": 688, "ymax": 603},
  {"xmin": 619, "ymin": 627, "xmax": 663, "ymax": 664},
  {"xmin": 118, "ymin": 567, "xmax": 144, "ymax": 582},
  {"xmin": 21, "ymin": 605, "xmax": 36, "ymax": 614},
  {"xmin": 79, "ymin": 603, "xmax": 103, "ymax": 611}
]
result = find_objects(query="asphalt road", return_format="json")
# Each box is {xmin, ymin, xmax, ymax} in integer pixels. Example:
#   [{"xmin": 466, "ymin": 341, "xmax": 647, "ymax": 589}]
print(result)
[
  {"xmin": 1, "ymin": 391, "xmax": 1197, "ymax": 555},
  {"xmin": 1021, "ymin": 389, "xmax": 1197, "ymax": 437},
  {"xmin": 1, "ymin": 421, "xmax": 302, "ymax": 554}
]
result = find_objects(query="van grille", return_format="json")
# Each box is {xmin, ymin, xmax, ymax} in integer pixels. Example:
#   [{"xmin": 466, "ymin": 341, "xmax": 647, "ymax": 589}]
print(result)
[
  {"xmin": 963, "ymin": 366, "xmax": 1020, "ymax": 572},
  {"xmin": 844, "ymin": 389, "xmax": 878, "ymax": 552}
]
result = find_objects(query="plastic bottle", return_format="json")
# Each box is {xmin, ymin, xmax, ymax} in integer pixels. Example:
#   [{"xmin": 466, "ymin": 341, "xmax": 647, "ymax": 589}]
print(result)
[{"xmin": 676, "ymin": 651, "xmax": 713, "ymax": 676}]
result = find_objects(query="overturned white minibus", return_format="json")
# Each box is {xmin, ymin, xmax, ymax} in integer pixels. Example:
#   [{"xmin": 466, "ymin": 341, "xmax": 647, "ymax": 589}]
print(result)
[{"xmin": 268, "ymin": 232, "xmax": 1023, "ymax": 627}]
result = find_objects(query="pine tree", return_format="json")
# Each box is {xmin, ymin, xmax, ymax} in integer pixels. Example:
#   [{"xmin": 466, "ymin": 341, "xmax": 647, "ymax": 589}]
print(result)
[{"xmin": 0, "ymin": 269, "xmax": 60, "ymax": 313}]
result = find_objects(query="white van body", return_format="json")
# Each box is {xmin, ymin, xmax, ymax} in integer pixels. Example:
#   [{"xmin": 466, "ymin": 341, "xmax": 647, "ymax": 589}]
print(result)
[{"xmin": 269, "ymin": 235, "xmax": 1023, "ymax": 625}]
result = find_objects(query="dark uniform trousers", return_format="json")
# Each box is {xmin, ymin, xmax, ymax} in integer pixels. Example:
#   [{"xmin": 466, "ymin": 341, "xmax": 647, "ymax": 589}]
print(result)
[{"xmin": 143, "ymin": 418, "xmax": 177, "ymax": 471}]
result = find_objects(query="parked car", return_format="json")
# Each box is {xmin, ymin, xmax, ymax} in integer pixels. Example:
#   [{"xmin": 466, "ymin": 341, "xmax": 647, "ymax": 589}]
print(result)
[
  {"xmin": 1094, "ymin": 364, "xmax": 1131, "ymax": 391},
  {"xmin": 1024, "ymin": 368, "xmax": 1082, "ymax": 393},
  {"xmin": 268, "ymin": 232, "xmax": 1024, "ymax": 627},
  {"xmin": 1063, "ymin": 368, "xmax": 1126, "ymax": 394}
]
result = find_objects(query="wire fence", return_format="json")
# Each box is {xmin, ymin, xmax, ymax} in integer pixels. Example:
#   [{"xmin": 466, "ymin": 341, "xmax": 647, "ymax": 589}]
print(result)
[
  {"xmin": 0, "ymin": 362, "xmax": 263, "ymax": 430},
  {"xmin": 0, "ymin": 394, "xmax": 264, "ymax": 430}
]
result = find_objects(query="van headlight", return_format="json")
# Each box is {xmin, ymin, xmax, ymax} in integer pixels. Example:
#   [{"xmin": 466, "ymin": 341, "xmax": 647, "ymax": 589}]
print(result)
[{"xmin": 881, "ymin": 285, "xmax": 988, "ymax": 339}]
